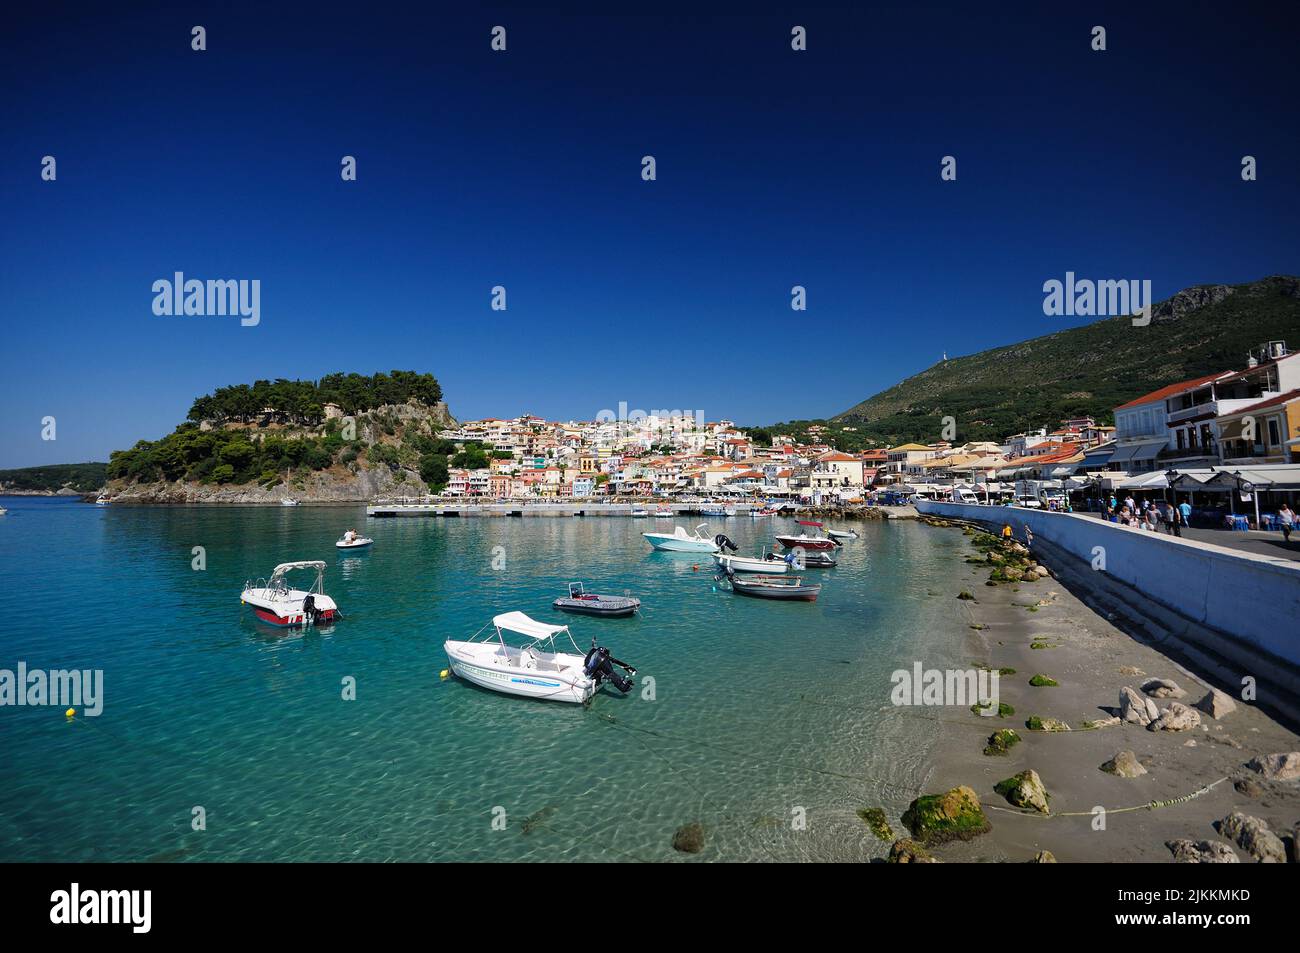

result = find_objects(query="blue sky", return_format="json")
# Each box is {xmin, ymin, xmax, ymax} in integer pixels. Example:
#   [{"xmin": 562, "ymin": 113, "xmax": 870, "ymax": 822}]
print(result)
[{"xmin": 2, "ymin": 2, "xmax": 1298, "ymax": 467}]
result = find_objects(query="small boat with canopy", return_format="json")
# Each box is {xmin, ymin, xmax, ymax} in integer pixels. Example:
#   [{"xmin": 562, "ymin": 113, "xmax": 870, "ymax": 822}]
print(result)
[
  {"xmin": 240, "ymin": 560, "xmax": 340, "ymax": 627},
  {"xmin": 444, "ymin": 612, "xmax": 636, "ymax": 703}
]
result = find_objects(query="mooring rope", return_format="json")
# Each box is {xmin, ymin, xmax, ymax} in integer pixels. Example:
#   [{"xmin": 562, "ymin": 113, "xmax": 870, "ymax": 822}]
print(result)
[{"xmin": 981, "ymin": 776, "xmax": 1231, "ymax": 819}]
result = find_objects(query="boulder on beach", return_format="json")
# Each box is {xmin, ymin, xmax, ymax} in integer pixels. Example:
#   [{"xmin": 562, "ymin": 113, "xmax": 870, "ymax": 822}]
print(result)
[
  {"xmin": 1166, "ymin": 839, "xmax": 1239, "ymax": 863},
  {"xmin": 888, "ymin": 838, "xmax": 937, "ymax": 863},
  {"xmin": 1120, "ymin": 686, "xmax": 1160, "ymax": 726},
  {"xmin": 1100, "ymin": 750, "xmax": 1148, "ymax": 778},
  {"xmin": 672, "ymin": 822, "xmax": 706, "ymax": 854},
  {"xmin": 994, "ymin": 769, "xmax": 1051, "ymax": 814},
  {"xmin": 1149, "ymin": 702, "xmax": 1200, "ymax": 732},
  {"xmin": 1194, "ymin": 688, "xmax": 1238, "ymax": 719},
  {"xmin": 900, "ymin": 785, "xmax": 991, "ymax": 845},
  {"xmin": 1030, "ymin": 849, "xmax": 1057, "ymax": 863},
  {"xmin": 1215, "ymin": 811, "xmax": 1287, "ymax": 863},
  {"xmin": 983, "ymin": 728, "xmax": 1021, "ymax": 756},
  {"xmin": 1245, "ymin": 752, "xmax": 1300, "ymax": 782},
  {"xmin": 1118, "ymin": 666, "xmax": 1145, "ymax": 677},
  {"xmin": 1141, "ymin": 678, "xmax": 1186, "ymax": 699}
]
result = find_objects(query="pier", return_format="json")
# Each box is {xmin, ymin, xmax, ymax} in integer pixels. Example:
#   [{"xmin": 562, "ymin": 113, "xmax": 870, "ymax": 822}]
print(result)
[{"xmin": 366, "ymin": 502, "xmax": 760, "ymax": 518}]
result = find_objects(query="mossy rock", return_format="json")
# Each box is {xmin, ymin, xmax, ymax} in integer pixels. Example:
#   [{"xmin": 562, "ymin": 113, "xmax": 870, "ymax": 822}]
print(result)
[
  {"xmin": 1030, "ymin": 640, "xmax": 1056, "ymax": 650},
  {"xmin": 672, "ymin": 822, "xmax": 705, "ymax": 854},
  {"xmin": 856, "ymin": 807, "xmax": 894, "ymax": 842},
  {"xmin": 1029, "ymin": 674, "xmax": 1059, "ymax": 687},
  {"xmin": 888, "ymin": 838, "xmax": 937, "ymax": 863},
  {"xmin": 1026, "ymin": 715, "xmax": 1070, "ymax": 732},
  {"xmin": 901, "ymin": 785, "xmax": 991, "ymax": 845},
  {"xmin": 956, "ymin": 590, "xmax": 975, "ymax": 601},
  {"xmin": 994, "ymin": 769, "xmax": 1050, "ymax": 814},
  {"xmin": 969, "ymin": 623, "xmax": 988, "ymax": 631},
  {"xmin": 971, "ymin": 700, "xmax": 1015, "ymax": 718},
  {"xmin": 983, "ymin": 728, "xmax": 1022, "ymax": 756}
]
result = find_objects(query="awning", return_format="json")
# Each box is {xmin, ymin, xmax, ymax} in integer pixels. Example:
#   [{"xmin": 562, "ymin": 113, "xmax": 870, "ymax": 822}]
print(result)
[
  {"xmin": 494, "ymin": 611, "xmax": 568, "ymax": 639},
  {"xmin": 1048, "ymin": 465, "xmax": 1077, "ymax": 477},
  {"xmin": 1217, "ymin": 418, "xmax": 1248, "ymax": 442},
  {"xmin": 1117, "ymin": 471, "xmax": 1169, "ymax": 490},
  {"xmin": 1109, "ymin": 441, "xmax": 1164, "ymax": 465}
]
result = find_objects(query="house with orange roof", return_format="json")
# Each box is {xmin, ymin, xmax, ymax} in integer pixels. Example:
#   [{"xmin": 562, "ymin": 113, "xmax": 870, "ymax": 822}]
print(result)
[
  {"xmin": 1214, "ymin": 389, "xmax": 1300, "ymax": 465},
  {"xmin": 815, "ymin": 450, "xmax": 865, "ymax": 486}
]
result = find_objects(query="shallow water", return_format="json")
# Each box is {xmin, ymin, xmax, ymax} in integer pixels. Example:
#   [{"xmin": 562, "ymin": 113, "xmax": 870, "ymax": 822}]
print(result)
[{"xmin": 0, "ymin": 497, "xmax": 971, "ymax": 861}]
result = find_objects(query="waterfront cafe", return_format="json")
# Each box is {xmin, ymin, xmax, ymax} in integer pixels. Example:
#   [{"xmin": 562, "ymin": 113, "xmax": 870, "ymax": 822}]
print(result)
[{"xmin": 1168, "ymin": 464, "xmax": 1300, "ymax": 530}]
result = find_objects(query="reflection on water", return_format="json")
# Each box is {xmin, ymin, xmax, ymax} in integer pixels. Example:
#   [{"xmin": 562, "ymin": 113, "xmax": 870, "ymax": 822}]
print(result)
[{"xmin": 0, "ymin": 497, "xmax": 971, "ymax": 861}]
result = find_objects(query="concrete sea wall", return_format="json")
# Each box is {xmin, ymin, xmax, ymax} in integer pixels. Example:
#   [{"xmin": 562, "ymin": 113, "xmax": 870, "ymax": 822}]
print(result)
[{"xmin": 916, "ymin": 501, "xmax": 1300, "ymax": 695}]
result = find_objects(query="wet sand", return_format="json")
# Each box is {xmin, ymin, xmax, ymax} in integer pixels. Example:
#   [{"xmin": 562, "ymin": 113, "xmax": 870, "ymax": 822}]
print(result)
[{"xmin": 912, "ymin": 524, "xmax": 1300, "ymax": 863}]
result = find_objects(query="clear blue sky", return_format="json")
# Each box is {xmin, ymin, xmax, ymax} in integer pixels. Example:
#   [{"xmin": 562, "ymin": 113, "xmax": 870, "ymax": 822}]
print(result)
[{"xmin": 2, "ymin": 2, "xmax": 1297, "ymax": 468}]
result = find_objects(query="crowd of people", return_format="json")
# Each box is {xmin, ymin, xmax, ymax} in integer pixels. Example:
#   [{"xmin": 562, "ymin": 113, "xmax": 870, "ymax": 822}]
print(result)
[{"xmin": 1102, "ymin": 494, "xmax": 1190, "ymax": 536}]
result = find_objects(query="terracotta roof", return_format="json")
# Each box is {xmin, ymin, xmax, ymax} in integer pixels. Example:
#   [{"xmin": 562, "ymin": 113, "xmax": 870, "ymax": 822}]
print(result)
[{"xmin": 1114, "ymin": 371, "xmax": 1236, "ymax": 410}]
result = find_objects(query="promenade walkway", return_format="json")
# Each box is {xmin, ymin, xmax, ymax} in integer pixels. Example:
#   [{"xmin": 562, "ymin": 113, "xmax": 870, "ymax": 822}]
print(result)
[{"xmin": 1076, "ymin": 510, "xmax": 1300, "ymax": 563}]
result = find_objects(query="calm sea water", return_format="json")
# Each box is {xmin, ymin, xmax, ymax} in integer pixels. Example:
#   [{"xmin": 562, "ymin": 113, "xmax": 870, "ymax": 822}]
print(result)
[{"xmin": 0, "ymin": 496, "xmax": 971, "ymax": 862}]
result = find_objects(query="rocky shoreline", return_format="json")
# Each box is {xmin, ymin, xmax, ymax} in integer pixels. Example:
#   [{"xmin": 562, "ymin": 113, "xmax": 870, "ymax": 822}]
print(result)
[{"xmin": 868, "ymin": 521, "xmax": 1300, "ymax": 863}]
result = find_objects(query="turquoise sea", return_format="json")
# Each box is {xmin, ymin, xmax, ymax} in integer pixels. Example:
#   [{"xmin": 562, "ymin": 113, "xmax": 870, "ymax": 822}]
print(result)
[{"xmin": 0, "ymin": 497, "xmax": 972, "ymax": 862}]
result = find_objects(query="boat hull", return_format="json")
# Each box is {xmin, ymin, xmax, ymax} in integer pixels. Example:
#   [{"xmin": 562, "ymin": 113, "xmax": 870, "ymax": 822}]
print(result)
[
  {"xmin": 774, "ymin": 535, "xmax": 837, "ymax": 551},
  {"xmin": 730, "ymin": 579, "xmax": 821, "ymax": 601},
  {"xmin": 642, "ymin": 532, "xmax": 717, "ymax": 553},
  {"xmin": 336, "ymin": 538, "xmax": 374, "ymax": 549},
  {"xmin": 713, "ymin": 554, "xmax": 789, "ymax": 574},
  {"xmin": 553, "ymin": 595, "xmax": 640, "ymax": 617},
  {"xmin": 241, "ymin": 589, "xmax": 338, "ymax": 627}
]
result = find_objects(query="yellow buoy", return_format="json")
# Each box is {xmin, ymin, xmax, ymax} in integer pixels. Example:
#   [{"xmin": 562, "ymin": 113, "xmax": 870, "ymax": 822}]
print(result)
[
  {"xmin": 439, "ymin": 669, "xmax": 449, "ymax": 679},
  {"xmin": 65, "ymin": 708, "xmax": 76, "ymax": 718}
]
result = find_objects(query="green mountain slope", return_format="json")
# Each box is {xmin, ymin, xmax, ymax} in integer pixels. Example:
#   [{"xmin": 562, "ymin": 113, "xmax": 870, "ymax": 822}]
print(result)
[{"xmin": 833, "ymin": 276, "xmax": 1300, "ymax": 444}]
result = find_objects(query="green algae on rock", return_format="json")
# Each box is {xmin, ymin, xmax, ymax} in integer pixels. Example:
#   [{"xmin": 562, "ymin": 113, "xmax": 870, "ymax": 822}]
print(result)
[{"xmin": 901, "ymin": 785, "xmax": 991, "ymax": 845}]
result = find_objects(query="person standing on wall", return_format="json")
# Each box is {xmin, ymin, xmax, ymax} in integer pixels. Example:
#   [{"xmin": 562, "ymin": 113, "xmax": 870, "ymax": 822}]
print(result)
[{"xmin": 1279, "ymin": 503, "xmax": 1295, "ymax": 544}]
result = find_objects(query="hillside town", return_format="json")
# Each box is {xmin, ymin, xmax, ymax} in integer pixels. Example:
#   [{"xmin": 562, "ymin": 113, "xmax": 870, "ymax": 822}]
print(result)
[{"xmin": 427, "ymin": 340, "xmax": 1300, "ymax": 525}]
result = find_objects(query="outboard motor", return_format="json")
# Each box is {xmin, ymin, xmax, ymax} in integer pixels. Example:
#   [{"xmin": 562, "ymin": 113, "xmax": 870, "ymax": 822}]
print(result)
[
  {"xmin": 583, "ymin": 642, "xmax": 637, "ymax": 694},
  {"xmin": 714, "ymin": 533, "xmax": 739, "ymax": 553}
]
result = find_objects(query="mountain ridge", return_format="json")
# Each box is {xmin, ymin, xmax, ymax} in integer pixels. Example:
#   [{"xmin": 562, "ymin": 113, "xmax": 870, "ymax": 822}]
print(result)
[{"xmin": 831, "ymin": 275, "xmax": 1300, "ymax": 444}]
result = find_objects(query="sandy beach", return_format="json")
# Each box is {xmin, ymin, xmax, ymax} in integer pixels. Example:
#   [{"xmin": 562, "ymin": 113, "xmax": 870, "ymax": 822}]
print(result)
[{"xmin": 906, "ymin": 521, "xmax": 1300, "ymax": 862}]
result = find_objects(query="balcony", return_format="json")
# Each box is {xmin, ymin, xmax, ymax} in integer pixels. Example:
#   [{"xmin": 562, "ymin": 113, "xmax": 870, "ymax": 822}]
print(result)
[{"xmin": 1165, "ymin": 401, "xmax": 1216, "ymax": 425}]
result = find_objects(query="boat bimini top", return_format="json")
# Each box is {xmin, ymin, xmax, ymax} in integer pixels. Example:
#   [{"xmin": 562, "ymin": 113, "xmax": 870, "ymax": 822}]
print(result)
[
  {"xmin": 267, "ymin": 560, "xmax": 328, "ymax": 591},
  {"xmin": 489, "ymin": 611, "xmax": 582, "ymax": 652}
]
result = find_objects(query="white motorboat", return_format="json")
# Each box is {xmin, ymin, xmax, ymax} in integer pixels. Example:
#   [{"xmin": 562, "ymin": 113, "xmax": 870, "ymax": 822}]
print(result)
[
  {"xmin": 94, "ymin": 495, "xmax": 111, "ymax": 506},
  {"xmin": 629, "ymin": 508, "xmax": 650, "ymax": 517},
  {"xmin": 444, "ymin": 611, "xmax": 636, "ymax": 704},
  {"xmin": 642, "ymin": 523, "xmax": 718, "ymax": 553},
  {"xmin": 713, "ymin": 552, "xmax": 789, "ymax": 574},
  {"xmin": 336, "ymin": 532, "xmax": 374, "ymax": 550},
  {"xmin": 654, "ymin": 507, "xmax": 673, "ymax": 518},
  {"xmin": 240, "ymin": 560, "xmax": 340, "ymax": 627},
  {"xmin": 280, "ymin": 498, "xmax": 300, "ymax": 507},
  {"xmin": 827, "ymin": 528, "xmax": 859, "ymax": 540},
  {"xmin": 0, "ymin": 505, "xmax": 7, "ymax": 516}
]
